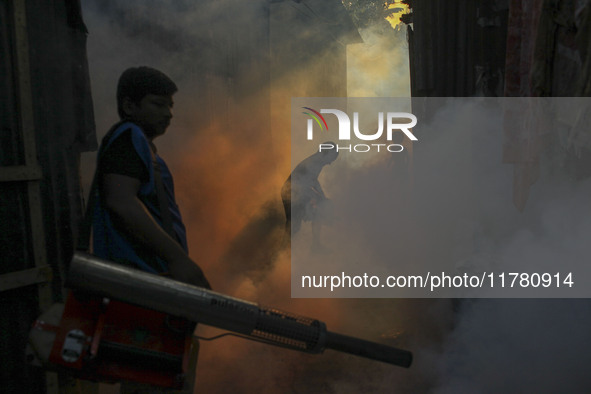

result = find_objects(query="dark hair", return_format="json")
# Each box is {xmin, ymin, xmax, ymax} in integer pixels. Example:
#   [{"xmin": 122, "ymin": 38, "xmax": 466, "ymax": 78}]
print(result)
[
  {"xmin": 116, "ymin": 66, "xmax": 178, "ymax": 118},
  {"xmin": 320, "ymin": 141, "xmax": 338, "ymax": 154},
  {"xmin": 319, "ymin": 141, "xmax": 339, "ymax": 163}
]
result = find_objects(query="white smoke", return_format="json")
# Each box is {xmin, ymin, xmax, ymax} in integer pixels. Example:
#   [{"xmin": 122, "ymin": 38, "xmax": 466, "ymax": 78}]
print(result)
[{"xmin": 314, "ymin": 97, "xmax": 591, "ymax": 392}]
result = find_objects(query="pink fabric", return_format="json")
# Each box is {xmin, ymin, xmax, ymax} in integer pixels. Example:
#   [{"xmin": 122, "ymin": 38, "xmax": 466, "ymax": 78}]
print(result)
[
  {"xmin": 503, "ymin": 0, "xmax": 546, "ymax": 210},
  {"xmin": 504, "ymin": 0, "xmax": 544, "ymax": 97}
]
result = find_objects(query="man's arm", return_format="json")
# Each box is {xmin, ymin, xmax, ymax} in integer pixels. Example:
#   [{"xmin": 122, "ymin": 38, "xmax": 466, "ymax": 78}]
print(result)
[
  {"xmin": 310, "ymin": 179, "xmax": 326, "ymax": 200},
  {"xmin": 102, "ymin": 173, "xmax": 210, "ymax": 288}
]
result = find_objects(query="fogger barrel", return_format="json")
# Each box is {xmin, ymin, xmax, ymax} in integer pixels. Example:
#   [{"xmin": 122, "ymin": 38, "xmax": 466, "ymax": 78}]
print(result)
[{"xmin": 67, "ymin": 252, "xmax": 412, "ymax": 368}]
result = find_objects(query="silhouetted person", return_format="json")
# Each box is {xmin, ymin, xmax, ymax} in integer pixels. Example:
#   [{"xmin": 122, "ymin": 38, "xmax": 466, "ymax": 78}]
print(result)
[
  {"xmin": 90, "ymin": 66, "xmax": 207, "ymax": 393},
  {"xmin": 281, "ymin": 144, "xmax": 339, "ymax": 250}
]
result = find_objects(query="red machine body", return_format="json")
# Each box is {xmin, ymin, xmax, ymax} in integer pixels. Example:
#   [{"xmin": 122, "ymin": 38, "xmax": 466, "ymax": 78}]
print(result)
[{"xmin": 44, "ymin": 292, "xmax": 191, "ymax": 389}]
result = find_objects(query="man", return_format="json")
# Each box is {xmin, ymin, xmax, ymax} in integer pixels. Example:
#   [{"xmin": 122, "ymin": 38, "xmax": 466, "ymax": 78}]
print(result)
[
  {"xmin": 90, "ymin": 66, "xmax": 208, "ymax": 393},
  {"xmin": 93, "ymin": 66, "xmax": 209, "ymax": 288},
  {"xmin": 281, "ymin": 144, "xmax": 338, "ymax": 249}
]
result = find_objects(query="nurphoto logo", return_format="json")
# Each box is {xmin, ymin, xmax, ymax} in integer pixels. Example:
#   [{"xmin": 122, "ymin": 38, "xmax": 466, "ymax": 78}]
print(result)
[{"xmin": 302, "ymin": 107, "xmax": 417, "ymax": 153}]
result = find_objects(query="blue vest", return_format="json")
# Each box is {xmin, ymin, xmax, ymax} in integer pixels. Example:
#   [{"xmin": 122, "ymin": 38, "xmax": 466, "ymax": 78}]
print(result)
[{"xmin": 91, "ymin": 121, "xmax": 188, "ymax": 274}]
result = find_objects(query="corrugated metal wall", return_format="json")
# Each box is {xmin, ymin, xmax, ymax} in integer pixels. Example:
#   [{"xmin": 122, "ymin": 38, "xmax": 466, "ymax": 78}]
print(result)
[
  {"xmin": 0, "ymin": 0, "xmax": 95, "ymax": 392},
  {"xmin": 407, "ymin": 0, "xmax": 508, "ymax": 97}
]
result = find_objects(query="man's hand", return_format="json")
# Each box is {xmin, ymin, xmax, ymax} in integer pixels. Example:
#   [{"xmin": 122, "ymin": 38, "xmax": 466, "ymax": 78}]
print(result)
[
  {"xmin": 103, "ymin": 173, "xmax": 211, "ymax": 289},
  {"xmin": 168, "ymin": 256, "xmax": 211, "ymax": 289}
]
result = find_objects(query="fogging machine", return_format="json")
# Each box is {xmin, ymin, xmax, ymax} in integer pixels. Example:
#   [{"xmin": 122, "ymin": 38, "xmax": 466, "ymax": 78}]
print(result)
[{"xmin": 33, "ymin": 252, "xmax": 412, "ymax": 388}]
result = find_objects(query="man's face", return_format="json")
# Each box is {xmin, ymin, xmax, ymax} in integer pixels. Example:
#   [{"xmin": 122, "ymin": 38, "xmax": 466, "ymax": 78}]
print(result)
[{"xmin": 126, "ymin": 94, "xmax": 173, "ymax": 139}]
